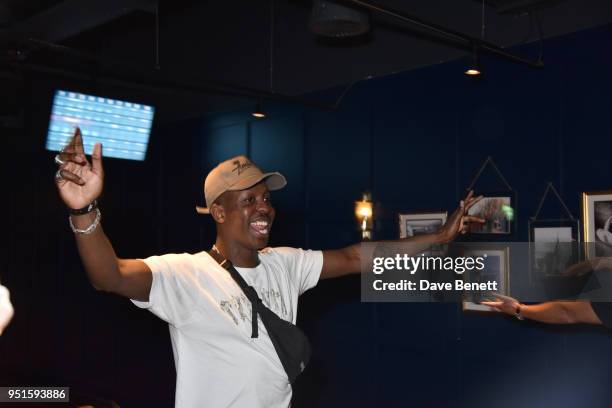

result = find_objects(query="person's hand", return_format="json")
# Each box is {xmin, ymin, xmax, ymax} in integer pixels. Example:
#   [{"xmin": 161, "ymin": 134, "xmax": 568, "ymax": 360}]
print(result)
[
  {"xmin": 481, "ymin": 293, "xmax": 520, "ymax": 315},
  {"xmin": 0, "ymin": 284, "xmax": 14, "ymax": 335},
  {"xmin": 564, "ymin": 259, "xmax": 598, "ymax": 277},
  {"xmin": 438, "ymin": 190, "xmax": 484, "ymax": 243},
  {"xmin": 54, "ymin": 127, "xmax": 104, "ymax": 210},
  {"xmin": 596, "ymin": 216, "xmax": 612, "ymax": 245}
]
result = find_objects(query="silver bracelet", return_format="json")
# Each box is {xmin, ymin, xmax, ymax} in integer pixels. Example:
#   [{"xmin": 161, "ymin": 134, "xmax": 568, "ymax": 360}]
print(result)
[{"xmin": 69, "ymin": 208, "xmax": 101, "ymax": 235}]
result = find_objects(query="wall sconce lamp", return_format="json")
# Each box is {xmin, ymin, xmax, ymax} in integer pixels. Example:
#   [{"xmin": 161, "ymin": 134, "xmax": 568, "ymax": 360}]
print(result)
[{"xmin": 355, "ymin": 191, "xmax": 373, "ymax": 240}]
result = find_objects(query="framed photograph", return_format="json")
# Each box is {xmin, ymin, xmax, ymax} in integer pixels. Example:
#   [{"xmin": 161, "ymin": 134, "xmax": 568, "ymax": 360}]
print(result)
[
  {"xmin": 583, "ymin": 191, "xmax": 612, "ymax": 258},
  {"xmin": 467, "ymin": 195, "xmax": 513, "ymax": 234},
  {"xmin": 528, "ymin": 219, "xmax": 580, "ymax": 279},
  {"xmin": 461, "ymin": 247, "xmax": 510, "ymax": 312},
  {"xmin": 398, "ymin": 212, "xmax": 447, "ymax": 239}
]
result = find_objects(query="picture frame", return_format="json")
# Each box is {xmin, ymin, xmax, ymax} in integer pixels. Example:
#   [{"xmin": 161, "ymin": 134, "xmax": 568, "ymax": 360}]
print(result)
[
  {"xmin": 582, "ymin": 191, "xmax": 612, "ymax": 258},
  {"xmin": 528, "ymin": 219, "xmax": 581, "ymax": 280},
  {"xmin": 398, "ymin": 212, "xmax": 447, "ymax": 239},
  {"xmin": 461, "ymin": 246, "xmax": 510, "ymax": 312},
  {"xmin": 466, "ymin": 193, "xmax": 514, "ymax": 235}
]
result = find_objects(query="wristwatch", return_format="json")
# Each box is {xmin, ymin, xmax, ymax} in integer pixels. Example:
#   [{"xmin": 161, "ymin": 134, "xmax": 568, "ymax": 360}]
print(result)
[
  {"xmin": 514, "ymin": 304, "xmax": 524, "ymax": 321},
  {"xmin": 68, "ymin": 199, "xmax": 98, "ymax": 216}
]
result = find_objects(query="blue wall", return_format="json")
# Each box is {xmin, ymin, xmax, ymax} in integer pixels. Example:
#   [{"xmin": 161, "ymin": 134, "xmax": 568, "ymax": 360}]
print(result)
[{"xmin": 188, "ymin": 24, "xmax": 612, "ymax": 408}]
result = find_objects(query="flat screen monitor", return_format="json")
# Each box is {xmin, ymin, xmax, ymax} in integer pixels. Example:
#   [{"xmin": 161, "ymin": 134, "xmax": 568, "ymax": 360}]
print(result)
[{"xmin": 46, "ymin": 90, "xmax": 155, "ymax": 161}]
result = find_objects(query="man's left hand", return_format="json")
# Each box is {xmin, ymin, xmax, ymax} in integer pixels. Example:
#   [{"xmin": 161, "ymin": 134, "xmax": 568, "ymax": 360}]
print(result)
[{"xmin": 438, "ymin": 190, "xmax": 484, "ymax": 243}]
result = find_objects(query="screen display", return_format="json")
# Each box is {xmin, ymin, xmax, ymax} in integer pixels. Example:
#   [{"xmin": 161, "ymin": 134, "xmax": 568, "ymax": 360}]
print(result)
[{"xmin": 46, "ymin": 90, "xmax": 155, "ymax": 161}]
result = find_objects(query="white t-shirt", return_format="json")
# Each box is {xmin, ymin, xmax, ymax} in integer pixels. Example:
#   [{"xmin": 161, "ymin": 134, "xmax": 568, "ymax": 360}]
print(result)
[{"xmin": 131, "ymin": 247, "xmax": 323, "ymax": 408}]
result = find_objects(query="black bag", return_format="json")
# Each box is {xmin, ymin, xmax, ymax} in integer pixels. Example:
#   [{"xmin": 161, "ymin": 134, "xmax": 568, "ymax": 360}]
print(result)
[{"xmin": 209, "ymin": 249, "xmax": 311, "ymax": 384}]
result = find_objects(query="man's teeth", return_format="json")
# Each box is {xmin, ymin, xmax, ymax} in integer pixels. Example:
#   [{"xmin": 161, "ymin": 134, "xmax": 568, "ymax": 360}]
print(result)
[{"xmin": 250, "ymin": 221, "xmax": 269, "ymax": 234}]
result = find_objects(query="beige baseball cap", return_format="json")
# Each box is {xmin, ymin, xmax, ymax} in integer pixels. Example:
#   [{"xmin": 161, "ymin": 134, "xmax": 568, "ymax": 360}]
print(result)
[{"xmin": 195, "ymin": 155, "xmax": 287, "ymax": 214}]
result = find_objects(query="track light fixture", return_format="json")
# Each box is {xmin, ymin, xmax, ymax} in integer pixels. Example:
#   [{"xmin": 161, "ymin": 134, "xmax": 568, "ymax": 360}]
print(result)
[
  {"xmin": 466, "ymin": 2, "xmax": 484, "ymax": 77},
  {"xmin": 252, "ymin": 98, "xmax": 266, "ymax": 118},
  {"xmin": 465, "ymin": 45, "xmax": 481, "ymax": 77}
]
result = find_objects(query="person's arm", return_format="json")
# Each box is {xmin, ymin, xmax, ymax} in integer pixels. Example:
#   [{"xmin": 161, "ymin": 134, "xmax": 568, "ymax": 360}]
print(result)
[
  {"xmin": 481, "ymin": 295, "xmax": 602, "ymax": 325},
  {"xmin": 564, "ymin": 257, "xmax": 612, "ymax": 277},
  {"xmin": 320, "ymin": 191, "xmax": 484, "ymax": 279},
  {"xmin": 55, "ymin": 128, "xmax": 152, "ymax": 301}
]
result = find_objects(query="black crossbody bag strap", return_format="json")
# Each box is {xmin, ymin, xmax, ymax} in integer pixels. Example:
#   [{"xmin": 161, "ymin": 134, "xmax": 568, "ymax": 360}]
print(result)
[{"xmin": 208, "ymin": 248, "xmax": 312, "ymax": 384}]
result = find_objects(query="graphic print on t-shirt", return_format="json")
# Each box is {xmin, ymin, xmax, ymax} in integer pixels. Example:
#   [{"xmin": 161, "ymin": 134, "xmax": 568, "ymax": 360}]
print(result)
[
  {"xmin": 219, "ymin": 294, "xmax": 251, "ymax": 325},
  {"xmin": 219, "ymin": 289, "xmax": 288, "ymax": 326}
]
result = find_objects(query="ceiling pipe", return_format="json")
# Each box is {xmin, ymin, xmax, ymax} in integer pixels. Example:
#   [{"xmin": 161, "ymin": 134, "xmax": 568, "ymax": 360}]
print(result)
[
  {"xmin": 10, "ymin": 39, "xmax": 336, "ymax": 111},
  {"xmin": 341, "ymin": 0, "xmax": 544, "ymax": 68},
  {"xmin": 0, "ymin": 0, "xmax": 156, "ymax": 44}
]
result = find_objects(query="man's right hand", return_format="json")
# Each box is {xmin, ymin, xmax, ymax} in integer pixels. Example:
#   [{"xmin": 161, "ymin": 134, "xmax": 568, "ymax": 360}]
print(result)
[
  {"xmin": 55, "ymin": 127, "xmax": 104, "ymax": 209},
  {"xmin": 53, "ymin": 127, "xmax": 152, "ymax": 300}
]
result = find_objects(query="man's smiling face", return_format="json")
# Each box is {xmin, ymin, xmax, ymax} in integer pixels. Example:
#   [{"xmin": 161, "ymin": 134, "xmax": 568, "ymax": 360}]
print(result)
[{"xmin": 218, "ymin": 182, "xmax": 275, "ymax": 250}]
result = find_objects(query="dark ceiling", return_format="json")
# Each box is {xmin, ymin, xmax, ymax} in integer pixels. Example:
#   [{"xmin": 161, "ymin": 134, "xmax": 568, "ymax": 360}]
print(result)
[{"xmin": 1, "ymin": 0, "xmax": 612, "ymax": 123}]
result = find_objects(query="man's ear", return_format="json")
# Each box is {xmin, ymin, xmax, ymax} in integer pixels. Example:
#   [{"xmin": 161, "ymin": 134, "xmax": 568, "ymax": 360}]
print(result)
[{"xmin": 210, "ymin": 203, "xmax": 225, "ymax": 224}]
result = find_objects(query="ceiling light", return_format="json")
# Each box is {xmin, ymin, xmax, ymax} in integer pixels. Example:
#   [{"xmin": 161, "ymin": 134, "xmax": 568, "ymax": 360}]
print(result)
[
  {"xmin": 252, "ymin": 100, "xmax": 266, "ymax": 118},
  {"xmin": 465, "ymin": 45, "xmax": 482, "ymax": 76},
  {"xmin": 309, "ymin": 0, "xmax": 370, "ymax": 38}
]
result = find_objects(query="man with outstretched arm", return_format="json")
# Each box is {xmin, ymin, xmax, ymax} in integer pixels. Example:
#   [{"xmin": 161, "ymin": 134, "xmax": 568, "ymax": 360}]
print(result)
[{"xmin": 54, "ymin": 127, "xmax": 483, "ymax": 407}]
